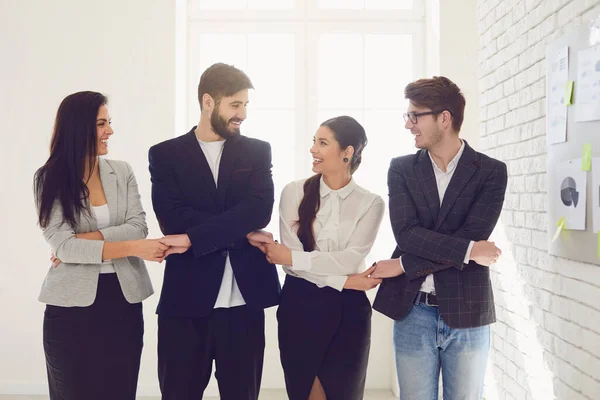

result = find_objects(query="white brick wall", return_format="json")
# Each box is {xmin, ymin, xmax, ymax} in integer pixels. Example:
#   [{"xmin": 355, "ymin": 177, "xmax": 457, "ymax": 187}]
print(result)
[{"xmin": 477, "ymin": 1, "xmax": 600, "ymax": 399}]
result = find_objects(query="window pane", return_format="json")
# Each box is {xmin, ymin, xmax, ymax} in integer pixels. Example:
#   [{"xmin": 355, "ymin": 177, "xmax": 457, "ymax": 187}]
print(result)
[
  {"xmin": 195, "ymin": 0, "xmax": 246, "ymax": 10},
  {"xmin": 247, "ymin": 34, "xmax": 295, "ymax": 109},
  {"xmin": 319, "ymin": 0, "xmax": 363, "ymax": 9},
  {"xmin": 356, "ymin": 109, "xmax": 413, "ymax": 261},
  {"xmin": 248, "ymin": 0, "xmax": 294, "ymax": 8},
  {"xmin": 365, "ymin": 0, "xmax": 412, "ymax": 9},
  {"xmin": 318, "ymin": 34, "xmax": 364, "ymax": 109},
  {"xmin": 242, "ymin": 110, "xmax": 295, "ymax": 249},
  {"xmin": 364, "ymin": 34, "xmax": 412, "ymax": 108}
]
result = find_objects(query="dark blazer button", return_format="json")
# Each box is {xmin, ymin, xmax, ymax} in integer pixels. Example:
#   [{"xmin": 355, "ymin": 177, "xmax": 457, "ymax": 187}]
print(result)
[{"xmin": 221, "ymin": 251, "xmax": 228, "ymax": 257}]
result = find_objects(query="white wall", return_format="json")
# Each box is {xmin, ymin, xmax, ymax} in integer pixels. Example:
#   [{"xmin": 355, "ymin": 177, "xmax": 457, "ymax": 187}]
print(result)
[
  {"xmin": 477, "ymin": 0, "xmax": 600, "ymax": 399},
  {"xmin": 0, "ymin": 0, "xmax": 175, "ymax": 395}
]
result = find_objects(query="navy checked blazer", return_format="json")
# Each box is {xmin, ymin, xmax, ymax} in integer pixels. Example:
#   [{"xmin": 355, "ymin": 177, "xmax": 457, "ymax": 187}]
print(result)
[
  {"xmin": 373, "ymin": 140, "xmax": 508, "ymax": 328},
  {"xmin": 149, "ymin": 128, "xmax": 281, "ymax": 318}
]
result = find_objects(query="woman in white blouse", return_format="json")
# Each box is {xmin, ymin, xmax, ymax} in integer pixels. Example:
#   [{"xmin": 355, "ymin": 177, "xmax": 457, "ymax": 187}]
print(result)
[
  {"xmin": 250, "ymin": 116, "xmax": 384, "ymax": 400},
  {"xmin": 34, "ymin": 91, "xmax": 166, "ymax": 400}
]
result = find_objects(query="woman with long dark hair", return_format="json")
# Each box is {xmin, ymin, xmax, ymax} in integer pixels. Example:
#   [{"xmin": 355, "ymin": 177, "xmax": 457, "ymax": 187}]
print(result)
[
  {"xmin": 35, "ymin": 91, "xmax": 165, "ymax": 400},
  {"xmin": 248, "ymin": 116, "xmax": 384, "ymax": 400}
]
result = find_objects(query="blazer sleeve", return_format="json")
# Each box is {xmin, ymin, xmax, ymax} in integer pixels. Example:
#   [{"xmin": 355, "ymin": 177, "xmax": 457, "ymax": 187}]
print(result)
[
  {"xmin": 98, "ymin": 162, "xmax": 148, "ymax": 242},
  {"xmin": 149, "ymin": 144, "xmax": 215, "ymax": 236},
  {"xmin": 186, "ymin": 142, "xmax": 275, "ymax": 257},
  {"xmin": 149, "ymin": 141, "xmax": 275, "ymax": 258},
  {"xmin": 391, "ymin": 160, "xmax": 508, "ymax": 280},
  {"xmin": 42, "ymin": 203, "xmax": 105, "ymax": 264}
]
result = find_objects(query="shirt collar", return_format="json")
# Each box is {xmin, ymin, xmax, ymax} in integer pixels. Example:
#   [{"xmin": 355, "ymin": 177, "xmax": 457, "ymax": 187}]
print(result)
[
  {"xmin": 428, "ymin": 140, "xmax": 465, "ymax": 174},
  {"xmin": 319, "ymin": 176, "xmax": 357, "ymax": 199}
]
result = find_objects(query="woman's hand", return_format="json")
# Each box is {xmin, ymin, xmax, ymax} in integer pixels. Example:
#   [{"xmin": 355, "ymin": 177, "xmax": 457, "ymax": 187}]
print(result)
[
  {"xmin": 343, "ymin": 265, "xmax": 382, "ymax": 291},
  {"xmin": 50, "ymin": 252, "xmax": 61, "ymax": 268},
  {"xmin": 159, "ymin": 234, "xmax": 192, "ymax": 257},
  {"xmin": 133, "ymin": 239, "xmax": 169, "ymax": 262},
  {"xmin": 263, "ymin": 241, "xmax": 292, "ymax": 265},
  {"xmin": 370, "ymin": 259, "xmax": 405, "ymax": 279}
]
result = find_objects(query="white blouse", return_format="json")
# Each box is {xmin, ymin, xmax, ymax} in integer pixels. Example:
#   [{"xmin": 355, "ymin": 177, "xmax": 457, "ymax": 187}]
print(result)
[{"xmin": 279, "ymin": 176, "xmax": 385, "ymax": 291}]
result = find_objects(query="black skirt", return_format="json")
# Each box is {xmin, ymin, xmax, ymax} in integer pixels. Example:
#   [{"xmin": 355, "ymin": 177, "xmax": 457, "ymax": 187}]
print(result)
[
  {"xmin": 43, "ymin": 273, "xmax": 144, "ymax": 400},
  {"xmin": 277, "ymin": 275, "xmax": 372, "ymax": 400}
]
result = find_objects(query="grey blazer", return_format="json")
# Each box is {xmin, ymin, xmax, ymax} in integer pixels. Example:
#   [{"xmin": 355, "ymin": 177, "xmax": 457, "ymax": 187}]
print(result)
[{"xmin": 38, "ymin": 158, "xmax": 154, "ymax": 307}]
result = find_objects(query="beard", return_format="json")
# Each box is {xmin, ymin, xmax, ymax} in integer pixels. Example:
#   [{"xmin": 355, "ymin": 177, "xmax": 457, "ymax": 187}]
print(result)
[
  {"xmin": 211, "ymin": 109, "xmax": 242, "ymax": 140},
  {"xmin": 418, "ymin": 128, "xmax": 443, "ymax": 150}
]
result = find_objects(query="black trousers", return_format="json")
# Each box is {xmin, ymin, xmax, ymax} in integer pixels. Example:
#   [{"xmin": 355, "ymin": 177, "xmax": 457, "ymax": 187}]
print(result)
[
  {"xmin": 43, "ymin": 273, "xmax": 144, "ymax": 400},
  {"xmin": 158, "ymin": 306, "xmax": 265, "ymax": 400}
]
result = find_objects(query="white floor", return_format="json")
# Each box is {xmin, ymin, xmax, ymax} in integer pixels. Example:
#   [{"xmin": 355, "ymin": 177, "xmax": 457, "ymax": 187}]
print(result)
[{"xmin": 0, "ymin": 389, "xmax": 397, "ymax": 399}]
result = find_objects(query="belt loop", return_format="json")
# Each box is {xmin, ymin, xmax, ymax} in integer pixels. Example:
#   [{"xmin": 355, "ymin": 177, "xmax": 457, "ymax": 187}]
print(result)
[{"xmin": 414, "ymin": 292, "xmax": 422, "ymax": 305}]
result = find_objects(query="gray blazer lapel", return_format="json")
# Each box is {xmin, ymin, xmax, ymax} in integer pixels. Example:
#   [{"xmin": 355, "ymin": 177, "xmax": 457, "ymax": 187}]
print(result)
[
  {"xmin": 434, "ymin": 142, "xmax": 479, "ymax": 230},
  {"xmin": 99, "ymin": 158, "xmax": 119, "ymax": 226}
]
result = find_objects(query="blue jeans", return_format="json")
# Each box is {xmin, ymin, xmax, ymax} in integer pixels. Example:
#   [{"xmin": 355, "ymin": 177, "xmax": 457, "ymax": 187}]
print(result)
[{"xmin": 393, "ymin": 302, "xmax": 490, "ymax": 400}]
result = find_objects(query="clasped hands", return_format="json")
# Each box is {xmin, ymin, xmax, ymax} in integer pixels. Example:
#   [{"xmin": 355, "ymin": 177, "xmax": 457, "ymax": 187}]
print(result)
[
  {"xmin": 49, "ymin": 233, "xmax": 194, "ymax": 267},
  {"xmin": 245, "ymin": 230, "xmax": 389, "ymax": 292}
]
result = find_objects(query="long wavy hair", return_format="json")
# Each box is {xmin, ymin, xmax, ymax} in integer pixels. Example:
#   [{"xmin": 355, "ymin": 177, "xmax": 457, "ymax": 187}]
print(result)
[
  {"xmin": 296, "ymin": 116, "xmax": 368, "ymax": 251},
  {"xmin": 34, "ymin": 91, "xmax": 107, "ymax": 228}
]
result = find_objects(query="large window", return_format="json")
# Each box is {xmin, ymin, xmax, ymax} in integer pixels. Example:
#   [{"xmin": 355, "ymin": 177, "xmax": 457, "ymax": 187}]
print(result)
[{"xmin": 184, "ymin": 0, "xmax": 425, "ymax": 267}]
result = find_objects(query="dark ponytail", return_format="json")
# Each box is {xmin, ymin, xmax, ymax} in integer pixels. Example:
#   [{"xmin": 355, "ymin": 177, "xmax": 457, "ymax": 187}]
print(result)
[{"xmin": 296, "ymin": 116, "xmax": 367, "ymax": 251}]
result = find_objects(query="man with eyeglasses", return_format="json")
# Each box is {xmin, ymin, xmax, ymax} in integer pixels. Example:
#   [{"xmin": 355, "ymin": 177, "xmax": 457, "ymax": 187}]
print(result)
[{"xmin": 371, "ymin": 76, "xmax": 508, "ymax": 399}]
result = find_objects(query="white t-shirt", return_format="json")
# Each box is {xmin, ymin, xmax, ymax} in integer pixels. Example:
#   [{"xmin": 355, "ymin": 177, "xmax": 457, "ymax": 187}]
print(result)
[{"xmin": 198, "ymin": 139, "xmax": 246, "ymax": 308}]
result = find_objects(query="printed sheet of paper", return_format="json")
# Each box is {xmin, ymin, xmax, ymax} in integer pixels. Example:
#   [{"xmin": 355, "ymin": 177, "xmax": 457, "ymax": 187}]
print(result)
[
  {"xmin": 555, "ymin": 159, "xmax": 587, "ymax": 230},
  {"xmin": 547, "ymin": 46, "xmax": 569, "ymax": 144},
  {"xmin": 575, "ymin": 46, "xmax": 600, "ymax": 122}
]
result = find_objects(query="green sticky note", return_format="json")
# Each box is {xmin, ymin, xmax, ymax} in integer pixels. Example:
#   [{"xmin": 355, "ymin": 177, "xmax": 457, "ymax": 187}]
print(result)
[
  {"xmin": 566, "ymin": 81, "xmax": 574, "ymax": 106},
  {"xmin": 582, "ymin": 144, "xmax": 592, "ymax": 171},
  {"xmin": 552, "ymin": 217, "xmax": 565, "ymax": 242}
]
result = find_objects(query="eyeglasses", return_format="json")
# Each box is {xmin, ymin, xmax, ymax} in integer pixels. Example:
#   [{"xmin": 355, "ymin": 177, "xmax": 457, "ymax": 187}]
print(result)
[{"xmin": 402, "ymin": 110, "xmax": 450, "ymax": 124}]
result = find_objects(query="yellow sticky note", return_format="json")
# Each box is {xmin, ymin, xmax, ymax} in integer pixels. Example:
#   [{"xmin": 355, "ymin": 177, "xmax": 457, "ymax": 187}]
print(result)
[
  {"xmin": 552, "ymin": 217, "xmax": 565, "ymax": 242},
  {"xmin": 582, "ymin": 144, "xmax": 592, "ymax": 171},
  {"xmin": 566, "ymin": 81, "xmax": 574, "ymax": 106}
]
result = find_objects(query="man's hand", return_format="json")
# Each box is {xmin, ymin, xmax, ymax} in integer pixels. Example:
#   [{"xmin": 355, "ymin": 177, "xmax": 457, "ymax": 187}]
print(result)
[
  {"xmin": 371, "ymin": 259, "xmax": 405, "ymax": 279},
  {"xmin": 469, "ymin": 240, "xmax": 502, "ymax": 266},
  {"xmin": 263, "ymin": 241, "xmax": 292, "ymax": 265},
  {"xmin": 246, "ymin": 230, "xmax": 274, "ymax": 253},
  {"xmin": 160, "ymin": 234, "xmax": 192, "ymax": 257},
  {"xmin": 343, "ymin": 265, "xmax": 382, "ymax": 291}
]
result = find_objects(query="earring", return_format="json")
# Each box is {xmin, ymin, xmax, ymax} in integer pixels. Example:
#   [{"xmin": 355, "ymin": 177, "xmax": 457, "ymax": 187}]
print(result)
[{"xmin": 343, "ymin": 157, "xmax": 349, "ymax": 163}]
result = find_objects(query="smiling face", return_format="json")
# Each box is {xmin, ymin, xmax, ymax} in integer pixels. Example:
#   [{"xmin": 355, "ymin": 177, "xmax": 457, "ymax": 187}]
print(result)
[
  {"xmin": 96, "ymin": 104, "xmax": 113, "ymax": 156},
  {"xmin": 209, "ymin": 89, "xmax": 249, "ymax": 139},
  {"xmin": 310, "ymin": 125, "xmax": 351, "ymax": 175},
  {"xmin": 404, "ymin": 101, "xmax": 444, "ymax": 150}
]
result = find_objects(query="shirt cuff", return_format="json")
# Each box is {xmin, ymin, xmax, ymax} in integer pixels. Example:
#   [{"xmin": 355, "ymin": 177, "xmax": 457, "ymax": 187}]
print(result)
[
  {"xmin": 464, "ymin": 241, "xmax": 475, "ymax": 264},
  {"xmin": 398, "ymin": 256, "xmax": 405, "ymax": 272},
  {"xmin": 291, "ymin": 250, "xmax": 312, "ymax": 271},
  {"xmin": 326, "ymin": 275, "xmax": 347, "ymax": 292}
]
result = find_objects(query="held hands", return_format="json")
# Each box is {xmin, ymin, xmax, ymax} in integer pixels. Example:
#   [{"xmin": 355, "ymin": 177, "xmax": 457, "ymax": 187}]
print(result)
[
  {"xmin": 343, "ymin": 265, "xmax": 382, "ymax": 291},
  {"xmin": 48, "ymin": 235, "xmax": 191, "ymax": 267},
  {"xmin": 246, "ymin": 230, "xmax": 293, "ymax": 265},
  {"xmin": 133, "ymin": 239, "xmax": 169, "ymax": 263},
  {"xmin": 370, "ymin": 259, "xmax": 405, "ymax": 279},
  {"xmin": 246, "ymin": 230, "xmax": 275, "ymax": 253},
  {"xmin": 470, "ymin": 240, "xmax": 502, "ymax": 267},
  {"xmin": 158, "ymin": 234, "xmax": 192, "ymax": 257}
]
